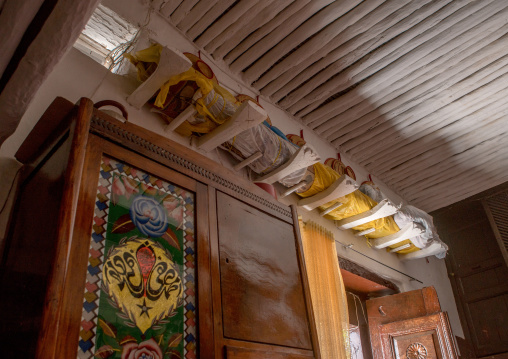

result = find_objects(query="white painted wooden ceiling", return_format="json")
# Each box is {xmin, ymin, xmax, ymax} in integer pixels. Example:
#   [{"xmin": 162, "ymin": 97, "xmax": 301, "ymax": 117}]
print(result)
[{"xmin": 154, "ymin": 0, "xmax": 508, "ymax": 212}]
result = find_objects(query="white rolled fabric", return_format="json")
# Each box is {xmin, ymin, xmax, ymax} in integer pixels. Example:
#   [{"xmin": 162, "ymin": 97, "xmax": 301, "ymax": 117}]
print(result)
[
  {"xmin": 221, "ymin": 124, "xmax": 307, "ymax": 187},
  {"xmin": 393, "ymin": 205, "xmax": 439, "ymax": 249}
]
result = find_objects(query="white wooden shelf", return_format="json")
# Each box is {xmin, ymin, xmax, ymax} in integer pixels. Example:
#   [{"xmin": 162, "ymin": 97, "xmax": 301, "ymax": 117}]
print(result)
[
  {"xmin": 398, "ymin": 241, "xmax": 447, "ymax": 261},
  {"xmin": 369, "ymin": 222, "xmax": 425, "ymax": 249},
  {"xmin": 298, "ymin": 175, "xmax": 357, "ymax": 211},
  {"xmin": 255, "ymin": 144, "xmax": 320, "ymax": 184},
  {"xmin": 335, "ymin": 199, "xmax": 399, "ymax": 230},
  {"xmin": 195, "ymin": 100, "xmax": 267, "ymax": 152},
  {"xmin": 127, "ymin": 46, "xmax": 191, "ymax": 109}
]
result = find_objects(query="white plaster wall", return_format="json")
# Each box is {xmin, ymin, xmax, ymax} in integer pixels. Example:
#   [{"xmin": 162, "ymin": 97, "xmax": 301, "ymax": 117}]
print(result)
[{"xmin": 0, "ymin": 0, "xmax": 463, "ymax": 338}]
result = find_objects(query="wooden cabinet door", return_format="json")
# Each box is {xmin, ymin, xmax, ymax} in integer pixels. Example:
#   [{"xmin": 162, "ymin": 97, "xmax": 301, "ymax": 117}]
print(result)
[
  {"xmin": 379, "ymin": 313, "xmax": 457, "ymax": 359},
  {"xmin": 367, "ymin": 287, "xmax": 458, "ymax": 359},
  {"xmin": 216, "ymin": 191, "xmax": 313, "ymax": 350}
]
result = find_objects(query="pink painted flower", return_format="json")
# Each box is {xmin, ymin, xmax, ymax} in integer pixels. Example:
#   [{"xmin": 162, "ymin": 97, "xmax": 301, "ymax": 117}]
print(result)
[
  {"xmin": 121, "ymin": 338, "xmax": 163, "ymax": 359},
  {"xmin": 112, "ymin": 176, "xmax": 126, "ymax": 196}
]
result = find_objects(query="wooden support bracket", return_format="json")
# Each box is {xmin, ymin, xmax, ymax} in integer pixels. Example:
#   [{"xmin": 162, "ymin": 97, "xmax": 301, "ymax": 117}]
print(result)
[
  {"xmin": 234, "ymin": 151, "xmax": 262, "ymax": 171},
  {"xmin": 320, "ymin": 202, "xmax": 343, "ymax": 217},
  {"xmin": 127, "ymin": 46, "xmax": 192, "ymax": 109},
  {"xmin": 398, "ymin": 241, "xmax": 447, "ymax": 261},
  {"xmin": 389, "ymin": 243, "xmax": 411, "ymax": 253},
  {"xmin": 298, "ymin": 175, "xmax": 357, "ymax": 211},
  {"xmin": 355, "ymin": 228, "xmax": 376, "ymax": 237},
  {"xmin": 335, "ymin": 199, "xmax": 399, "ymax": 230},
  {"xmin": 255, "ymin": 144, "xmax": 320, "ymax": 184},
  {"xmin": 280, "ymin": 180, "xmax": 308, "ymax": 198},
  {"xmin": 164, "ymin": 90, "xmax": 201, "ymax": 133},
  {"xmin": 195, "ymin": 101, "xmax": 267, "ymax": 152},
  {"xmin": 370, "ymin": 222, "xmax": 425, "ymax": 249}
]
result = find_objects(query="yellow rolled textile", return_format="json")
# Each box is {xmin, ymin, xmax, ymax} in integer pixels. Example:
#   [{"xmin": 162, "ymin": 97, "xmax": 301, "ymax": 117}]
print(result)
[{"xmin": 298, "ymin": 163, "xmax": 419, "ymax": 253}]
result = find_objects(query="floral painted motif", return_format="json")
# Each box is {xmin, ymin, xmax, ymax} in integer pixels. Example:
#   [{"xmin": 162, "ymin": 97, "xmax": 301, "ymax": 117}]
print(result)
[
  {"xmin": 121, "ymin": 339, "xmax": 163, "ymax": 359},
  {"xmin": 130, "ymin": 197, "xmax": 169, "ymax": 237},
  {"xmin": 77, "ymin": 156, "xmax": 196, "ymax": 359}
]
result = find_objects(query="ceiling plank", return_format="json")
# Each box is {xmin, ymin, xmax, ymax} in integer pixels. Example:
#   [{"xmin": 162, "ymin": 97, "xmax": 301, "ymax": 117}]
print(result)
[
  {"xmin": 244, "ymin": 0, "xmax": 359, "ymax": 84},
  {"xmin": 204, "ymin": 0, "xmax": 277, "ymax": 54},
  {"xmin": 212, "ymin": 0, "xmax": 294, "ymax": 59},
  {"xmin": 324, "ymin": 32, "xmax": 508, "ymax": 143},
  {"xmin": 296, "ymin": 0, "xmax": 496, "ymax": 120},
  {"xmin": 229, "ymin": 0, "xmax": 335, "ymax": 74},
  {"xmin": 186, "ymin": 0, "xmax": 236, "ymax": 40},
  {"xmin": 195, "ymin": 0, "xmax": 259, "ymax": 48},
  {"xmin": 363, "ymin": 98, "xmax": 508, "ymax": 172},
  {"xmin": 224, "ymin": 0, "xmax": 311, "ymax": 66},
  {"xmin": 176, "ymin": 0, "xmax": 220, "ymax": 33},
  {"xmin": 339, "ymin": 48, "xmax": 508, "ymax": 154},
  {"xmin": 170, "ymin": 0, "xmax": 199, "ymax": 25},
  {"xmin": 344, "ymin": 65, "xmax": 508, "ymax": 160},
  {"xmin": 272, "ymin": 0, "xmax": 440, "ymax": 106},
  {"xmin": 159, "ymin": 0, "xmax": 184, "ymax": 18},
  {"xmin": 252, "ymin": 0, "xmax": 376, "ymax": 90},
  {"xmin": 258, "ymin": 0, "xmax": 389, "ymax": 97}
]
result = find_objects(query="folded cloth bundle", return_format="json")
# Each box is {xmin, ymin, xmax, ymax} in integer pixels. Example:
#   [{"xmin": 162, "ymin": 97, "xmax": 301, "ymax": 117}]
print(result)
[
  {"xmin": 297, "ymin": 163, "xmax": 419, "ymax": 254},
  {"xmin": 221, "ymin": 123, "xmax": 307, "ymax": 187}
]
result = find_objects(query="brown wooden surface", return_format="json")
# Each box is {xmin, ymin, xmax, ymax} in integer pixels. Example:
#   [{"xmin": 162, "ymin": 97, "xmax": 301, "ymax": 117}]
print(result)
[
  {"xmin": 367, "ymin": 287, "xmax": 457, "ymax": 359},
  {"xmin": 217, "ymin": 192, "xmax": 312, "ymax": 350},
  {"xmin": 379, "ymin": 312, "xmax": 458, "ymax": 359},
  {"xmin": 339, "ymin": 256, "xmax": 399, "ymax": 295},
  {"xmin": 36, "ymin": 97, "xmax": 93, "ymax": 359},
  {"xmin": 15, "ymin": 97, "xmax": 75, "ymax": 164},
  {"xmin": 5, "ymin": 97, "xmax": 321, "ymax": 358},
  {"xmin": 433, "ymin": 196, "xmax": 508, "ymax": 358},
  {"xmin": 225, "ymin": 344, "xmax": 314, "ymax": 359}
]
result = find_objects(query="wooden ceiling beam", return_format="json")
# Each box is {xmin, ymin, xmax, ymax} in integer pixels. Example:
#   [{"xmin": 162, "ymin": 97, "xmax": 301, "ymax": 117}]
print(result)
[
  {"xmin": 391, "ymin": 128, "xmax": 508, "ymax": 193},
  {"xmin": 175, "ymin": 0, "xmax": 220, "ymax": 33},
  {"xmin": 212, "ymin": 0, "xmax": 294, "ymax": 59},
  {"xmin": 272, "ymin": 0, "xmax": 439, "ymax": 106},
  {"xmin": 224, "ymin": 0, "xmax": 311, "ymax": 66},
  {"xmin": 170, "ymin": 0, "xmax": 199, "ymax": 25},
  {"xmin": 341, "ymin": 50, "xmax": 508, "ymax": 156},
  {"xmin": 159, "ymin": 0, "xmax": 183, "ymax": 18},
  {"xmin": 409, "ymin": 164, "xmax": 508, "ymax": 211},
  {"xmin": 345, "ymin": 65, "xmax": 508, "ymax": 161},
  {"xmin": 243, "ymin": 0, "xmax": 359, "ymax": 84},
  {"xmin": 323, "ymin": 32, "xmax": 508, "ymax": 143},
  {"xmin": 363, "ymin": 100, "xmax": 508, "ymax": 172},
  {"xmin": 204, "ymin": 0, "xmax": 277, "ymax": 54},
  {"xmin": 195, "ymin": 0, "xmax": 259, "ymax": 48},
  {"xmin": 298, "ymin": 0, "xmax": 498, "ymax": 122},
  {"xmin": 186, "ymin": 0, "xmax": 236, "ymax": 40},
  {"xmin": 228, "ymin": 0, "xmax": 329, "ymax": 73},
  {"xmin": 252, "ymin": 0, "xmax": 381, "ymax": 90},
  {"xmin": 260, "ymin": 0, "xmax": 397, "ymax": 99},
  {"xmin": 377, "ymin": 128, "xmax": 508, "ymax": 186}
]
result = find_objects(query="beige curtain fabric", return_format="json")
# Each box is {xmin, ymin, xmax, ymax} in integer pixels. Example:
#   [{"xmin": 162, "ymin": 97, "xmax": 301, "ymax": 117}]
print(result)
[{"xmin": 300, "ymin": 219, "xmax": 350, "ymax": 359}]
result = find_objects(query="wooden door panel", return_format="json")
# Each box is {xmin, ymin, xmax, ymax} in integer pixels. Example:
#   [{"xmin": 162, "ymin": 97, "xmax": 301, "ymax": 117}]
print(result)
[
  {"xmin": 217, "ymin": 191, "xmax": 312, "ymax": 350},
  {"xmin": 466, "ymin": 294, "xmax": 508, "ymax": 357},
  {"xmin": 379, "ymin": 313, "xmax": 457, "ymax": 359},
  {"xmin": 392, "ymin": 331, "xmax": 442, "ymax": 359}
]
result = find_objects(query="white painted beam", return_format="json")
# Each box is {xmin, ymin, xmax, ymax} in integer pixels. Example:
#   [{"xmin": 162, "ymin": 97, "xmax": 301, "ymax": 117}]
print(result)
[{"xmin": 370, "ymin": 223, "xmax": 424, "ymax": 250}]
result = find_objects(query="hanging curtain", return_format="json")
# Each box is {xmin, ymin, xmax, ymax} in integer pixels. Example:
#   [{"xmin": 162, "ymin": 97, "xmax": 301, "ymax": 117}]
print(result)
[{"xmin": 299, "ymin": 218, "xmax": 351, "ymax": 359}]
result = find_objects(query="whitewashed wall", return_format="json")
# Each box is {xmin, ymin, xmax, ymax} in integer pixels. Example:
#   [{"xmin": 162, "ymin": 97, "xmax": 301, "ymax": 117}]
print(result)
[{"xmin": 0, "ymin": 0, "xmax": 463, "ymax": 339}]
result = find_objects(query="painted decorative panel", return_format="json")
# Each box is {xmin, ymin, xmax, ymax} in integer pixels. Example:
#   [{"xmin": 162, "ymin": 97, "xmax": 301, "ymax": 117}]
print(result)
[{"xmin": 77, "ymin": 155, "xmax": 196, "ymax": 359}]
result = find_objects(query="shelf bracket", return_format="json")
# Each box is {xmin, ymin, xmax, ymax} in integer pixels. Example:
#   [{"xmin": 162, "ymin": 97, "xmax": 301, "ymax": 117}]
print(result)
[
  {"xmin": 298, "ymin": 175, "xmax": 357, "ymax": 211},
  {"xmin": 335, "ymin": 199, "xmax": 399, "ymax": 230}
]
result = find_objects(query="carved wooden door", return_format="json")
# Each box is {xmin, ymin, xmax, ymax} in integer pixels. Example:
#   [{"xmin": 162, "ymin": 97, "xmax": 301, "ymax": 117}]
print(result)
[{"xmin": 367, "ymin": 287, "xmax": 458, "ymax": 359}]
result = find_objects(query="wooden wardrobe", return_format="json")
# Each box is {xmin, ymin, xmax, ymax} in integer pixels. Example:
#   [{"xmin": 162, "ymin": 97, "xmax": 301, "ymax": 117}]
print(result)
[{"xmin": 0, "ymin": 97, "xmax": 319, "ymax": 359}]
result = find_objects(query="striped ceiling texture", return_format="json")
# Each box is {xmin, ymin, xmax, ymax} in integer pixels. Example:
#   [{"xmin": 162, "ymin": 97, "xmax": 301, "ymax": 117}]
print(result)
[{"xmin": 153, "ymin": 0, "xmax": 508, "ymax": 211}]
